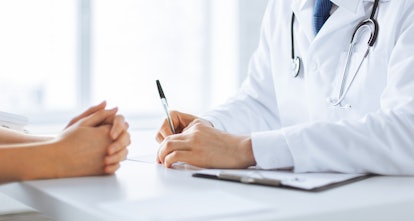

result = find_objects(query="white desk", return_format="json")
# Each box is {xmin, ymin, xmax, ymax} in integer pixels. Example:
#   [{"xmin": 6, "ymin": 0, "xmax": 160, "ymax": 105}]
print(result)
[{"xmin": 1, "ymin": 130, "xmax": 414, "ymax": 221}]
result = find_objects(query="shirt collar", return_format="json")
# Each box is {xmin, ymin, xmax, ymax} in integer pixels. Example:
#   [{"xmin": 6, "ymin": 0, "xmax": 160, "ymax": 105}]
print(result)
[
  {"xmin": 297, "ymin": 0, "xmax": 362, "ymax": 14},
  {"xmin": 330, "ymin": 0, "xmax": 361, "ymax": 13}
]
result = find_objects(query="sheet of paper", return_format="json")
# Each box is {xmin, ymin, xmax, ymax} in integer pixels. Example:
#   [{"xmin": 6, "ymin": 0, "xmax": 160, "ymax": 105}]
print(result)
[
  {"xmin": 127, "ymin": 155, "xmax": 202, "ymax": 170},
  {"xmin": 196, "ymin": 169, "xmax": 365, "ymax": 190},
  {"xmin": 99, "ymin": 190, "xmax": 273, "ymax": 221},
  {"xmin": 127, "ymin": 154, "xmax": 156, "ymax": 164}
]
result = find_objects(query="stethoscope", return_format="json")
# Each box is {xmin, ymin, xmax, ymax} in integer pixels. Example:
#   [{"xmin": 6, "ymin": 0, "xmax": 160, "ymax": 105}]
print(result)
[{"xmin": 290, "ymin": 0, "xmax": 379, "ymax": 108}]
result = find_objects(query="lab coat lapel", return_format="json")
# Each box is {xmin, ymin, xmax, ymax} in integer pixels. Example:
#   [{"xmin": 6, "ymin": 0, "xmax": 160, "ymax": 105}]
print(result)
[
  {"xmin": 315, "ymin": 0, "xmax": 367, "ymax": 41},
  {"xmin": 291, "ymin": 0, "xmax": 315, "ymax": 43},
  {"xmin": 292, "ymin": 0, "xmax": 368, "ymax": 43}
]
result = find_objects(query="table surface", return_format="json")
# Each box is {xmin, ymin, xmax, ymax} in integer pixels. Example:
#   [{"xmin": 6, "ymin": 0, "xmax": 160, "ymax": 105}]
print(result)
[{"xmin": 1, "ymin": 130, "xmax": 414, "ymax": 221}]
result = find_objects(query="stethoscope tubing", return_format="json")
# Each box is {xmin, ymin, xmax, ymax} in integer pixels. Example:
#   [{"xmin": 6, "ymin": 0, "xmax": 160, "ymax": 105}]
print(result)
[
  {"xmin": 291, "ymin": 13, "xmax": 301, "ymax": 78},
  {"xmin": 290, "ymin": 0, "xmax": 380, "ymax": 108}
]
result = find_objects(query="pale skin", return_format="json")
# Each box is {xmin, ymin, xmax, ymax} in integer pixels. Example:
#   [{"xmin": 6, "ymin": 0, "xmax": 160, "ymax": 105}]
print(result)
[
  {"xmin": 0, "ymin": 101, "xmax": 130, "ymax": 183},
  {"xmin": 156, "ymin": 111, "xmax": 256, "ymax": 169}
]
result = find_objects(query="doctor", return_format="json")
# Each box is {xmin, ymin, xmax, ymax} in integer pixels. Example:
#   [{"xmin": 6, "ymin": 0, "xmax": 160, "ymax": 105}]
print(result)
[{"xmin": 156, "ymin": 0, "xmax": 414, "ymax": 175}]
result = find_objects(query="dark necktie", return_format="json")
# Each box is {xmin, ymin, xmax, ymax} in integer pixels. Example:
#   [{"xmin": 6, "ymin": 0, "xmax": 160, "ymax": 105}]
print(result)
[{"xmin": 313, "ymin": 0, "xmax": 333, "ymax": 34}]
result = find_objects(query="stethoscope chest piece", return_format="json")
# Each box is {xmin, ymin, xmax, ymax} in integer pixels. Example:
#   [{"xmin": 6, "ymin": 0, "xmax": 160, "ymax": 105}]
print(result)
[{"xmin": 291, "ymin": 56, "xmax": 301, "ymax": 78}]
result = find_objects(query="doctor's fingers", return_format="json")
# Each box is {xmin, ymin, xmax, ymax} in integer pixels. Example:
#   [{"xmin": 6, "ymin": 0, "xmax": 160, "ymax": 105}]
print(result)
[
  {"xmin": 182, "ymin": 118, "xmax": 214, "ymax": 133},
  {"xmin": 155, "ymin": 111, "xmax": 201, "ymax": 142},
  {"xmin": 155, "ymin": 121, "xmax": 174, "ymax": 143},
  {"xmin": 163, "ymin": 150, "xmax": 194, "ymax": 168},
  {"xmin": 155, "ymin": 115, "xmax": 183, "ymax": 143},
  {"xmin": 158, "ymin": 137, "xmax": 190, "ymax": 164},
  {"xmin": 107, "ymin": 131, "xmax": 131, "ymax": 155}
]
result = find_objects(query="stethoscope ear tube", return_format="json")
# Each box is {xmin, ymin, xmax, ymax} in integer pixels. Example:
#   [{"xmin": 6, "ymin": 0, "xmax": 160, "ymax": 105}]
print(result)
[
  {"xmin": 351, "ymin": 19, "xmax": 379, "ymax": 47},
  {"xmin": 352, "ymin": 0, "xmax": 379, "ymax": 46}
]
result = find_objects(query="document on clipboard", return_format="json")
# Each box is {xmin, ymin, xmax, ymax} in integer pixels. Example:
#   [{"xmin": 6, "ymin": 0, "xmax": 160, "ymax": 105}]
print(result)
[{"xmin": 193, "ymin": 169, "xmax": 368, "ymax": 192}]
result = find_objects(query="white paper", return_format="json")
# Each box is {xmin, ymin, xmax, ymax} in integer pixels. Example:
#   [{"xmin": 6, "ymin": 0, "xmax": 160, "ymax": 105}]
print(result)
[
  {"xmin": 99, "ymin": 190, "xmax": 273, "ymax": 221},
  {"xmin": 127, "ymin": 154, "xmax": 157, "ymax": 164}
]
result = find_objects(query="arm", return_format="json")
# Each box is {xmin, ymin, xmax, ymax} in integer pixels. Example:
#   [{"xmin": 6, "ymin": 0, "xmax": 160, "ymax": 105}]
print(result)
[
  {"xmin": 0, "ymin": 101, "xmax": 113, "ymax": 145},
  {"xmin": 195, "ymin": 2, "xmax": 414, "ymax": 174},
  {"xmin": 0, "ymin": 140, "xmax": 58, "ymax": 183},
  {"xmin": 155, "ymin": 1, "xmax": 278, "ymax": 168},
  {"xmin": 157, "ymin": 121, "xmax": 255, "ymax": 168},
  {"xmin": 0, "ymin": 127, "xmax": 52, "ymax": 145},
  {"xmin": 155, "ymin": 111, "xmax": 255, "ymax": 168},
  {"xmin": 281, "ymin": 12, "xmax": 414, "ymax": 175},
  {"xmin": 0, "ymin": 107, "xmax": 130, "ymax": 183}
]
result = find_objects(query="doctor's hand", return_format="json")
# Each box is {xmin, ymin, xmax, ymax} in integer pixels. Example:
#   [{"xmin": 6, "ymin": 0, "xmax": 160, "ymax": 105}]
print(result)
[
  {"xmin": 156, "ymin": 111, "xmax": 212, "ymax": 143},
  {"xmin": 157, "ymin": 122, "xmax": 256, "ymax": 169}
]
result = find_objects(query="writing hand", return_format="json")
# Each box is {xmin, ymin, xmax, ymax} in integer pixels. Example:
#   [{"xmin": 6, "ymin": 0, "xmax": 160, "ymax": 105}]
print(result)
[
  {"xmin": 155, "ymin": 111, "xmax": 212, "ymax": 143},
  {"xmin": 157, "ymin": 122, "xmax": 255, "ymax": 169}
]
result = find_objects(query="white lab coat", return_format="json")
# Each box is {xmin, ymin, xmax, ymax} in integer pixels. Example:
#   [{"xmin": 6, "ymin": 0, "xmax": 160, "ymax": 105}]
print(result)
[{"xmin": 203, "ymin": 0, "xmax": 414, "ymax": 175}]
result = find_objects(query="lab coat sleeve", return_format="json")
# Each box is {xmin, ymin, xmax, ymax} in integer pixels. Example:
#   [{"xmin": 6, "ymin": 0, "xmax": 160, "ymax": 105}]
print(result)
[
  {"xmin": 286, "ymin": 12, "xmax": 414, "ymax": 175},
  {"xmin": 203, "ymin": 0, "xmax": 281, "ymax": 134},
  {"xmin": 250, "ymin": 130, "xmax": 294, "ymax": 169}
]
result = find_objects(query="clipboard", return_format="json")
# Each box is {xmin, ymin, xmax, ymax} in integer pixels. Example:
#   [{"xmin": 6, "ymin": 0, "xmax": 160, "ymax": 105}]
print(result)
[{"xmin": 193, "ymin": 169, "xmax": 368, "ymax": 192}]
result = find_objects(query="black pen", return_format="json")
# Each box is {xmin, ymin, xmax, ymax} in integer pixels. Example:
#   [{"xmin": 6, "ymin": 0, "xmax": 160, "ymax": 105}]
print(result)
[{"xmin": 156, "ymin": 80, "xmax": 176, "ymax": 134}]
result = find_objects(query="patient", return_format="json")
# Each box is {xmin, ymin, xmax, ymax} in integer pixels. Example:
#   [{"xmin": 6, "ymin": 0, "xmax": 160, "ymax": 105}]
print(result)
[{"xmin": 0, "ymin": 101, "xmax": 130, "ymax": 183}]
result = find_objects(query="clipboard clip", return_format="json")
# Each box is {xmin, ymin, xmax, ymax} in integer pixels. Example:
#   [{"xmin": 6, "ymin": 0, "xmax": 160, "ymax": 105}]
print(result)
[{"xmin": 218, "ymin": 172, "xmax": 281, "ymax": 187}]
